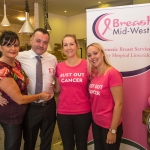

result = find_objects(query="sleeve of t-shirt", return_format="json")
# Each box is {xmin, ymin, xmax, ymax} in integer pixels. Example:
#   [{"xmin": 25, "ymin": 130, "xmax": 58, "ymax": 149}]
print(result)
[{"xmin": 108, "ymin": 68, "xmax": 123, "ymax": 87}]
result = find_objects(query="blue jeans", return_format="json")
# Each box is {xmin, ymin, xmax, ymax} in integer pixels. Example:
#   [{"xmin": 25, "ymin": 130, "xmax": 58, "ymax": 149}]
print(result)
[{"xmin": 0, "ymin": 122, "xmax": 22, "ymax": 150}]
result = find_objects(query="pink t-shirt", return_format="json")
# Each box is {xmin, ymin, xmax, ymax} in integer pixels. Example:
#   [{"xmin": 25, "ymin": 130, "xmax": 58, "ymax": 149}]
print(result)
[
  {"xmin": 56, "ymin": 59, "xmax": 91, "ymax": 114},
  {"xmin": 89, "ymin": 68, "xmax": 123, "ymax": 128}
]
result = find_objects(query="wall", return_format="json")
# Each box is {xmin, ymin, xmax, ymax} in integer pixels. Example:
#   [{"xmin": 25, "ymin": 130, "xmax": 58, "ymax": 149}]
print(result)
[
  {"xmin": 0, "ymin": 24, "xmax": 31, "ymax": 48},
  {"xmin": 38, "ymin": 4, "xmax": 68, "ymax": 46},
  {"xmin": 133, "ymin": 0, "xmax": 150, "ymax": 3},
  {"xmin": 47, "ymin": 13, "xmax": 87, "ymax": 57},
  {"xmin": 47, "ymin": 12, "xmax": 87, "ymax": 58},
  {"xmin": 48, "ymin": 13, "xmax": 69, "ymax": 46},
  {"xmin": 78, "ymin": 39, "xmax": 87, "ymax": 58},
  {"xmin": 68, "ymin": 13, "xmax": 86, "ymax": 39},
  {"xmin": 68, "ymin": 13, "xmax": 87, "ymax": 59}
]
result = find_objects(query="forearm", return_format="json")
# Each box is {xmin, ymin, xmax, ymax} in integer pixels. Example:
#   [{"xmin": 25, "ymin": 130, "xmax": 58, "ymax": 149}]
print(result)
[
  {"xmin": 0, "ymin": 78, "xmax": 50, "ymax": 105},
  {"xmin": 110, "ymin": 85, "xmax": 123, "ymax": 130},
  {"xmin": 110, "ymin": 103, "xmax": 123, "ymax": 130},
  {"xmin": 16, "ymin": 94, "xmax": 40, "ymax": 105}
]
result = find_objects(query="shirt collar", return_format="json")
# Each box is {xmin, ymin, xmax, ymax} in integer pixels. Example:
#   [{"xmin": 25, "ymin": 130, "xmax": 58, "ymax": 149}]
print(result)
[{"xmin": 30, "ymin": 49, "xmax": 46, "ymax": 59}]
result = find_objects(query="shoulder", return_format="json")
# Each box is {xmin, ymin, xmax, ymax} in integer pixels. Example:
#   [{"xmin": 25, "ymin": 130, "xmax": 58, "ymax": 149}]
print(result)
[
  {"xmin": 45, "ymin": 52, "xmax": 57, "ymax": 61},
  {"xmin": 45, "ymin": 52, "xmax": 56, "ymax": 58},
  {"xmin": 0, "ymin": 63, "xmax": 11, "ymax": 79},
  {"xmin": 17, "ymin": 50, "xmax": 31, "ymax": 60},
  {"xmin": 0, "ymin": 61, "xmax": 9, "ymax": 70},
  {"xmin": 78, "ymin": 59, "xmax": 88, "ymax": 70},
  {"xmin": 81, "ymin": 59, "xmax": 87, "ymax": 65},
  {"xmin": 15, "ymin": 59, "xmax": 21, "ymax": 65},
  {"xmin": 56, "ymin": 62, "xmax": 67, "ymax": 73},
  {"xmin": 57, "ymin": 61, "xmax": 65, "ymax": 67},
  {"xmin": 15, "ymin": 59, "xmax": 22, "ymax": 70},
  {"xmin": 108, "ymin": 67, "xmax": 122, "ymax": 77},
  {"xmin": 106, "ymin": 67, "xmax": 123, "ymax": 84},
  {"xmin": 19, "ymin": 50, "xmax": 30, "ymax": 55}
]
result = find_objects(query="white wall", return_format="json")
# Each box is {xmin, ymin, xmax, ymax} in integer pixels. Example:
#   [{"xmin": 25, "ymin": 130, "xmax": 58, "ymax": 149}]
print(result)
[
  {"xmin": 0, "ymin": 24, "xmax": 31, "ymax": 47},
  {"xmin": 68, "ymin": 13, "xmax": 87, "ymax": 58},
  {"xmin": 48, "ymin": 13, "xmax": 68, "ymax": 46},
  {"xmin": 68, "ymin": 13, "xmax": 86, "ymax": 39},
  {"xmin": 46, "ymin": 12, "xmax": 87, "ymax": 58},
  {"xmin": 47, "ymin": 13, "xmax": 86, "ymax": 44}
]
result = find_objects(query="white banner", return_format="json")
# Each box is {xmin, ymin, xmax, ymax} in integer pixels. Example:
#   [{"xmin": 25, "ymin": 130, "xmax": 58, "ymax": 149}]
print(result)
[{"xmin": 87, "ymin": 4, "xmax": 150, "ymax": 150}]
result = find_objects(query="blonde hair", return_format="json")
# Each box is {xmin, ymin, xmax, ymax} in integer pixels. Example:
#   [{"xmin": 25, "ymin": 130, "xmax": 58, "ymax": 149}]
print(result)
[{"xmin": 87, "ymin": 42, "xmax": 112, "ymax": 76}]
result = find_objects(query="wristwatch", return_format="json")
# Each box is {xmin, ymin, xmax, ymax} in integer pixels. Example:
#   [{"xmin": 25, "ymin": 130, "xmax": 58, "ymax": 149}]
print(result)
[{"xmin": 109, "ymin": 128, "xmax": 117, "ymax": 134}]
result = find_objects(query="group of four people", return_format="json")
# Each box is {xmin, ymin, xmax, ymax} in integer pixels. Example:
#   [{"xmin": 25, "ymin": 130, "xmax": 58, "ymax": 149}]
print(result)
[{"xmin": 0, "ymin": 28, "xmax": 123, "ymax": 150}]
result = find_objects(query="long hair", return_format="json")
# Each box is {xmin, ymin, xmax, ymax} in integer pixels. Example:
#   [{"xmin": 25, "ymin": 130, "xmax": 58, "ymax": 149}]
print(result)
[{"xmin": 87, "ymin": 42, "xmax": 112, "ymax": 76}]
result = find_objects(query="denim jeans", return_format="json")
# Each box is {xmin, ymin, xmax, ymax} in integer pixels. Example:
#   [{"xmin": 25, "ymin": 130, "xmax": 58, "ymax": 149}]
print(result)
[{"xmin": 0, "ymin": 122, "xmax": 22, "ymax": 150}]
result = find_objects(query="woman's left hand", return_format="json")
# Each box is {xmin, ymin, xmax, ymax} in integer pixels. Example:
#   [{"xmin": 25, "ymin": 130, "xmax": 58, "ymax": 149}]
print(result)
[{"xmin": 106, "ymin": 131, "xmax": 116, "ymax": 144}]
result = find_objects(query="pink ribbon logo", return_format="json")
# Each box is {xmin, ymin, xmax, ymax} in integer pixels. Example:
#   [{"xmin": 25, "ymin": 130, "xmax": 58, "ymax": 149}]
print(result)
[{"xmin": 102, "ymin": 18, "xmax": 111, "ymax": 35}]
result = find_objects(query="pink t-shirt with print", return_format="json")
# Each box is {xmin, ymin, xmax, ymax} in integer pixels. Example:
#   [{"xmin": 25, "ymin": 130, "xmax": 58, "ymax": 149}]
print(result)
[
  {"xmin": 89, "ymin": 68, "xmax": 123, "ymax": 128},
  {"xmin": 56, "ymin": 59, "xmax": 91, "ymax": 115}
]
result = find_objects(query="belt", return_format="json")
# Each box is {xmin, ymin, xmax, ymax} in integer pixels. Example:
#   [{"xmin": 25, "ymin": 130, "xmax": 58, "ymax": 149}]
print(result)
[{"xmin": 30, "ymin": 99, "xmax": 51, "ymax": 106}]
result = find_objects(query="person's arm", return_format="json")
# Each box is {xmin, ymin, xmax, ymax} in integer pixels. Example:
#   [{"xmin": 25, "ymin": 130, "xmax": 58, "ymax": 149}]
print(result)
[
  {"xmin": 0, "ymin": 78, "xmax": 50, "ymax": 105},
  {"xmin": 53, "ymin": 78, "xmax": 61, "ymax": 93},
  {"xmin": 106, "ymin": 85, "xmax": 123, "ymax": 144}
]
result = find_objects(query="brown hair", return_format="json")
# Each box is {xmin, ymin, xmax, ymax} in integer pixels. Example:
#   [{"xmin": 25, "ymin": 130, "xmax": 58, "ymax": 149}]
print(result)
[{"xmin": 0, "ymin": 30, "xmax": 20, "ymax": 46}]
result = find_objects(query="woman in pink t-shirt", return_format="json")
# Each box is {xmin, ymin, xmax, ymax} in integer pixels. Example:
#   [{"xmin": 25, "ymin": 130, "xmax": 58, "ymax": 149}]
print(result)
[
  {"xmin": 87, "ymin": 43, "xmax": 123, "ymax": 150},
  {"xmin": 54, "ymin": 34, "xmax": 92, "ymax": 150}
]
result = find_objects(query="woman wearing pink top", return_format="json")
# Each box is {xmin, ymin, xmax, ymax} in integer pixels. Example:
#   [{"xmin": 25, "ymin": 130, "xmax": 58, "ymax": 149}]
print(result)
[
  {"xmin": 87, "ymin": 43, "xmax": 123, "ymax": 150},
  {"xmin": 54, "ymin": 34, "xmax": 92, "ymax": 150}
]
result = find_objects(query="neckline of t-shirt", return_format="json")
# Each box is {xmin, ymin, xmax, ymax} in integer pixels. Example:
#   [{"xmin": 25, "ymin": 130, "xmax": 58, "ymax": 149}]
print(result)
[
  {"xmin": 95, "ymin": 67, "xmax": 114, "ymax": 77},
  {"xmin": 64, "ymin": 59, "xmax": 83, "ymax": 68}
]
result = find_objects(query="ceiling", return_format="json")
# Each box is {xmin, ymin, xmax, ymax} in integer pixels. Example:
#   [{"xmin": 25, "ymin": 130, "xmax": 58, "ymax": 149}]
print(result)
[{"xmin": 0, "ymin": 0, "xmax": 133, "ymax": 25}]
